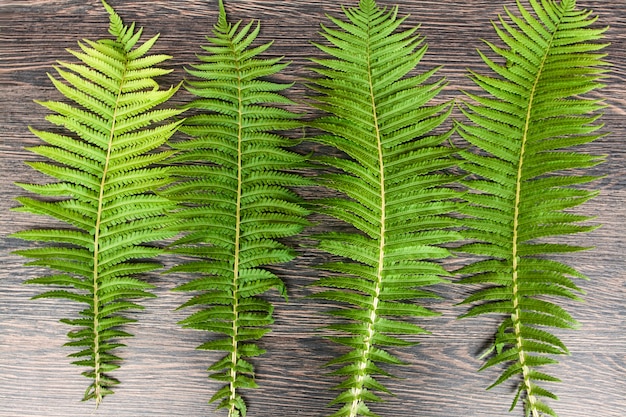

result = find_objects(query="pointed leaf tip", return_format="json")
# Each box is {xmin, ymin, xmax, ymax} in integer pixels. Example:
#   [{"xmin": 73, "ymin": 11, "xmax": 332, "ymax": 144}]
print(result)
[
  {"xmin": 218, "ymin": 0, "xmax": 227, "ymax": 26},
  {"xmin": 101, "ymin": 0, "xmax": 124, "ymax": 39},
  {"xmin": 101, "ymin": 0, "xmax": 114, "ymax": 18}
]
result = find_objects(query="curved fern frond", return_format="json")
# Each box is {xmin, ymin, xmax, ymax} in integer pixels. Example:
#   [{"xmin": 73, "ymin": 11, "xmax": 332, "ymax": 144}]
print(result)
[
  {"xmin": 307, "ymin": 1, "xmax": 460, "ymax": 415},
  {"xmin": 11, "ymin": 0, "xmax": 183, "ymax": 404},
  {"xmin": 161, "ymin": 1, "xmax": 310, "ymax": 416},
  {"xmin": 455, "ymin": 1, "xmax": 608, "ymax": 416}
]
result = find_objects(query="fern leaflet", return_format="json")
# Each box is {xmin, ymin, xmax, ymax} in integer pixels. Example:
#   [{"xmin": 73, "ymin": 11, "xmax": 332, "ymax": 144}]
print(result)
[
  {"xmin": 161, "ymin": 1, "xmax": 310, "ymax": 416},
  {"xmin": 307, "ymin": 1, "xmax": 460, "ymax": 416},
  {"xmin": 455, "ymin": 1, "xmax": 608, "ymax": 416},
  {"xmin": 11, "ymin": 0, "xmax": 183, "ymax": 404}
]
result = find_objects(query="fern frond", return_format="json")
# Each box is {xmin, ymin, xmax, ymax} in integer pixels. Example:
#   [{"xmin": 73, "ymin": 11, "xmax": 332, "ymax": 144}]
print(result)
[
  {"xmin": 11, "ymin": 0, "xmax": 183, "ymax": 404},
  {"xmin": 161, "ymin": 1, "xmax": 310, "ymax": 415},
  {"xmin": 456, "ymin": 1, "xmax": 608, "ymax": 416},
  {"xmin": 306, "ymin": 1, "xmax": 460, "ymax": 415}
]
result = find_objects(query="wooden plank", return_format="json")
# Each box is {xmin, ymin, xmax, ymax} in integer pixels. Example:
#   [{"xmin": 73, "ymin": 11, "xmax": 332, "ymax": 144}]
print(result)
[{"xmin": 0, "ymin": 1, "xmax": 624, "ymax": 416}]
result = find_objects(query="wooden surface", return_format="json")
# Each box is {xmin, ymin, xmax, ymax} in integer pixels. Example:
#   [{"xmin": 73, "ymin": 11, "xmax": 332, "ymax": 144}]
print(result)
[{"xmin": 0, "ymin": 1, "xmax": 624, "ymax": 416}]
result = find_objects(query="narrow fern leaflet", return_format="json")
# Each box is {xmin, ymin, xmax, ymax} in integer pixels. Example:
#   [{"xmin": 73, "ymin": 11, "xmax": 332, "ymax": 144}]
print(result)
[
  {"xmin": 308, "ymin": 1, "xmax": 460, "ymax": 416},
  {"xmin": 11, "ymin": 1, "xmax": 182, "ymax": 404},
  {"xmin": 162, "ymin": 1, "xmax": 310, "ymax": 416},
  {"xmin": 456, "ymin": 1, "xmax": 608, "ymax": 416}
]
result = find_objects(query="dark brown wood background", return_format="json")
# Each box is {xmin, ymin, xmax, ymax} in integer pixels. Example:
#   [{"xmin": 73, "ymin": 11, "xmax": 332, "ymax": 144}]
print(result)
[{"xmin": 0, "ymin": 1, "xmax": 624, "ymax": 416}]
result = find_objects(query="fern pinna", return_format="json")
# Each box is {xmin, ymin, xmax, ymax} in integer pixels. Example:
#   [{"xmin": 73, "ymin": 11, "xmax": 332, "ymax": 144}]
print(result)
[
  {"xmin": 10, "ymin": 1, "xmax": 182, "ymax": 404},
  {"xmin": 161, "ymin": 1, "xmax": 310, "ymax": 416},
  {"xmin": 455, "ymin": 1, "xmax": 608, "ymax": 416},
  {"xmin": 307, "ymin": 1, "xmax": 460, "ymax": 415}
]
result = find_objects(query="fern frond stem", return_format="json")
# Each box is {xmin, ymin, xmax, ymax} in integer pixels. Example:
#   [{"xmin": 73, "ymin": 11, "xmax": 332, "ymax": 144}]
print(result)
[
  {"xmin": 90, "ymin": 54, "xmax": 129, "ymax": 406},
  {"xmin": 348, "ymin": 19, "xmax": 387, "ymax": 417},
  {"xmin": 227, "ymin": 38, "xmax": 245, "ymax": 417},
  {"xmin": 511, "ymin": 11, "xmax": 561, "ymax": 417}
]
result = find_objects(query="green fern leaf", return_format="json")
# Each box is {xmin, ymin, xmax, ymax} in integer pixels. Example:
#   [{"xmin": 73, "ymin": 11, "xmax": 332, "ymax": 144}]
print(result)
[
  {"xmin": 307, "ymin": 1, "xmax": 461, "ymax": 415},
  {"xmin": 456, "ymin": 1, "xmax": 608, "ymax": 416},
  {"xmin": 161, "ymin": 1, "xmax": 310, "ymax": 415},
  {"xmin": 11, "ymin": 0, "xmax": 183, "ymax": 404}
]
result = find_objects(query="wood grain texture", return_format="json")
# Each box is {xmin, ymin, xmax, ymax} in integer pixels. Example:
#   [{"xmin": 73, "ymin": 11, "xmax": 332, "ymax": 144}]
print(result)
[{"xmin": 0, "ymin": 1, "xmax": 624, "ymax": 416}]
